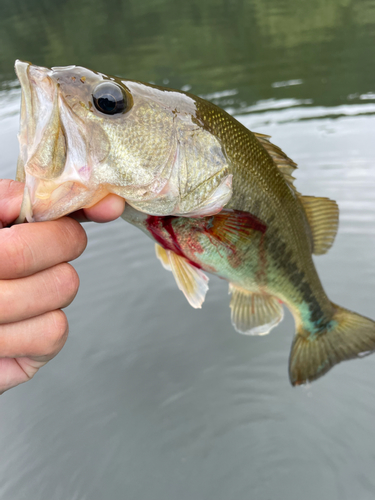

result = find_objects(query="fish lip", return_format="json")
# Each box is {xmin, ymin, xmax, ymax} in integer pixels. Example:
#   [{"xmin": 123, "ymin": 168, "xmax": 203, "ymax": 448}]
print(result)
[
  {"xmin": 14, "ymin": 59, "xmax": 32, "ymax": 77},
  {"xmin": 29, "ymin": 179, "xmax": 87, "ymax": 221},
  {"xmin": 15, "ymin": 60, "xmax": 56, "ymax": 166},
  {"xmin": 15, "ymin": 60, "xmax": 32, "ymax": 179},
  {"xmin": 14, "ymin": 61, "xmax": 113, "ymax": 222},
  {"xmin": 15, "ymin": 60, "xmax": 53, "ymax": 103},
  {"xmin": 15, "ymin": 59, "xmax": 53, "ymax": 81},
  {"xmin": 15, "ymin": 60, "xmax": 55, "ymax": 220},
  {"xmin": 15, "ymin": 60, "xmax": 80, "ymax": 219}
]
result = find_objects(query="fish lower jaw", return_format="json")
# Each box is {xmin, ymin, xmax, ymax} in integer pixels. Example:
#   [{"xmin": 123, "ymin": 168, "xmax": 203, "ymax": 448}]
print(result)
[
  {"xmin": 15, "ymin": 185, "xmax": 33, "ymax": 223},
  {"xmin": 19, "ymin": 174, "xmax": 107, "ymax": 222}
]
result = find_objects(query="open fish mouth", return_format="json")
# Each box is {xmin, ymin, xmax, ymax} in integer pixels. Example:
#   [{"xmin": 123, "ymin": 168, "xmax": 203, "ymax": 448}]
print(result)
[
  {"xmin": 15, "ymin": 60, "xmax": 108, "ymax": 222},
  {"xmin": 16, "ymin": 62, "xmax": 59, "ymax": 180}
]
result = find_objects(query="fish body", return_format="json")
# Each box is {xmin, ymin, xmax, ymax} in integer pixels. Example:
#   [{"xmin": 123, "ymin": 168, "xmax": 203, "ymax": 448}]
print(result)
[
  {"xmin": 122, "ymin": 204, "xmax": 375, "ymax": 385},
  {"xmin": 14, "ymin": 60, "xmax": 375, "ymax": 385}
]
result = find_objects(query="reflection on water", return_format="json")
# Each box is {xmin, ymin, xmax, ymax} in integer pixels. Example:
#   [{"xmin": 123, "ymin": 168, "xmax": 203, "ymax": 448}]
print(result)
[
  {"xmin": 1, "ymin": 0, "xmax": 375, "ymax": 499},
  {"xmin": 1, "ymin": 0, "xmax": 375, "ymax": 106}
]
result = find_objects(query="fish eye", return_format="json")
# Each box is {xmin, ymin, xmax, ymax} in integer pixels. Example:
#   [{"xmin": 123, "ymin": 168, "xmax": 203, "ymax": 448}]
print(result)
[{"xmin": 92, "ymin": 82, "xmax": 127, "ymax": 115}]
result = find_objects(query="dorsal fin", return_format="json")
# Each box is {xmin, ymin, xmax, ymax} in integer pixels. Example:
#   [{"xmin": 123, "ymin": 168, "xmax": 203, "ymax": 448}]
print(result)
[
  {"xmin": 254, "ymin": 132, "xmax": 298, "ymax": 192},
  {"xmin": 299, "ymin": 195, "xmax": 339, "ymax": 255},
  {"xmin": 254, "ymin": 132, "xmax": 339, "ymax": 255}
]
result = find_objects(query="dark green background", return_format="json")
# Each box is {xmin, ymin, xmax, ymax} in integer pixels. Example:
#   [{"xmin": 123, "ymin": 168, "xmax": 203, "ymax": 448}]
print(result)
[{"xmin": 1, "ymin": 0, "xmax": 375, "ymax": 109}]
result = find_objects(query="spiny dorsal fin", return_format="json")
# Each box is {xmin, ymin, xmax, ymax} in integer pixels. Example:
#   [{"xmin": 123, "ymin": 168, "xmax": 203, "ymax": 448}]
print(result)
[
  {"xmin": 254, "ymin": 132, "xmax": 298, "ymax": 192},
  {"xmin": 229, "ymin": 283, "xmax": 284, "ymax": 335},
  {"xmin": 299, "ymin": 195, "xmax": 339, "ymax": 255},
  {"xmin": 155, "ymin": 244, "xmax": 209, "ymax": 308},
  {"xmin": 254, "ymin": 132, "xmax": 339, "ymax": 255}
]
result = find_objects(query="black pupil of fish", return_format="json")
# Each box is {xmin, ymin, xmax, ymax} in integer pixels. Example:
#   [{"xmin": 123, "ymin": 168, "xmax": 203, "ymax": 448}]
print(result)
[{"xmin": 93, "ymin": 84, "xmax": 126, "ymax": 115}]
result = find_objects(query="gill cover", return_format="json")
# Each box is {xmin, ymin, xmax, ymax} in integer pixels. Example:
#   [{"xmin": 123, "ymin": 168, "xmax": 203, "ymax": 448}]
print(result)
[{"xmin": 15, "ymin": 60, "xmax": 232, "ymax": 223}]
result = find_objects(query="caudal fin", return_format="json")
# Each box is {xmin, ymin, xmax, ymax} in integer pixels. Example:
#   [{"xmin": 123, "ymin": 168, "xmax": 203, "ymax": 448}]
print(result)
[{"xmin": 289, "ymin": 303, "xmax": 375, "ymax": 385}]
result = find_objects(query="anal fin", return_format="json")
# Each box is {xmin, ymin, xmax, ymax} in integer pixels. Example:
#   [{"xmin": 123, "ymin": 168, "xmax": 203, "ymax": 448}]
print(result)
[
  {"xmin": 229, "ymin": 284, "xmax": 284, "ymax": 335},
  {"xmin": 155, "ymin": 244, "xmax": 209, "ymax": 309}
]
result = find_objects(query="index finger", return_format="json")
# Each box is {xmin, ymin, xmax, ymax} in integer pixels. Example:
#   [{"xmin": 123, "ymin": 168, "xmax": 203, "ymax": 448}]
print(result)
[{"xmin": 0, "ymin": 217, "xmax": 87, "ymax": 279}]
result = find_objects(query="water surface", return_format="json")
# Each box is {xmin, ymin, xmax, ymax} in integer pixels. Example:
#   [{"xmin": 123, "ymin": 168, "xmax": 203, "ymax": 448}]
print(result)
[{"xmin": 1, "ymin": 1, "xmax": 375, "ymax": 499}]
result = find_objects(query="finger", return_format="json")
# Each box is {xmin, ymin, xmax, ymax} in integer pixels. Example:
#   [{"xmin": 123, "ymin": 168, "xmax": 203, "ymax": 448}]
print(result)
[
  {"xmin": 0, "ymin": 217, "xmax": 87, "ymax": 279},
  {"xmin": 0, "ymin": 309, "xmax": 68, "ymax": 359},
  {"xmin": 0, "ymin": 263, "xmax": 79, "ymax": 324},
  {"xmin": 0, "ymin": 179, "xmax": 24, "ymax": 228},
  {"xmin": 81, "ymin": 193, "xmax": 125, "ymax": 223},
  {"xmin": 68, "ymin": 209, "xmax": 90, "ymax": 223},
  {"xmin": 0, "ymin": 310, "xmax": 69, "ymax": 394},
  {"xmin": 0, "ymin": 357, "xmax": 45, "ymax": 394}
]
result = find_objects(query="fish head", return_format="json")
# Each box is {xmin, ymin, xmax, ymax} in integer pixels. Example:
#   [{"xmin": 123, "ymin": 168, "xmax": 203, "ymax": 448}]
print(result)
[
  {"xmin": 16, "ymin": 60, "xmax": 232, "ymax": 222},
  {"xmin": 16, "ymin": 60, "xmax": 114, "ymax": 221}
]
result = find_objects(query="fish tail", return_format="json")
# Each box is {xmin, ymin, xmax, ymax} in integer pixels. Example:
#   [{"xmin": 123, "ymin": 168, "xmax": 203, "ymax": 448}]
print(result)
[{"xmin": 289, "ymin": 303, "xmax": 375, "ymax": 385}]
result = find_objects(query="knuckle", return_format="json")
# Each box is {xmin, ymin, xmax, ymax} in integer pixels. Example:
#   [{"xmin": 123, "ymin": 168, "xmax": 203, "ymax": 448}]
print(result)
[
  {"xmin": 0, "ymin": 179, "xmax": 23, "ymax": 202},
  {"xmin": 0, "ymin": 179, "xmax": 20, "ymax": 191},
  {"xmin": 1, "ymin": 228, "xmax": 30, "ymax": 277},
  {"xmin": 0, "ymin": 281, "xmax": 12, "ymax": 320},
  {"xmin": 52, "ymin": 263, "xmax": 80, "ymax": 305},
  {"xmin": 44, "ymin": 310, "xmax": 69, "ymax": 357},
  {"xmin": 62, "ymin": 263, "xmax": 80, "ymax": 297},
  {"xmin": 59, "ymin": 218, "xmax": 87, "ymax": 258}
]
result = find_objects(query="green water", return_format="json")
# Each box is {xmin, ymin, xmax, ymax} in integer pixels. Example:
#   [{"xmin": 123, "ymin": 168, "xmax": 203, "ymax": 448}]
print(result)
[
  {"xmin": 1, "ymin": 1, "xmax": 375, "ymax": 499},
  {"xmin": 1, "ymin": 0, "xmax": 375, "ymax": 107}
]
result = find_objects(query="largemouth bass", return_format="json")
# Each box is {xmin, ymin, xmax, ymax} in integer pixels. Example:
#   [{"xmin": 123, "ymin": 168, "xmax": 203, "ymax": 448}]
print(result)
[{"xmin": 14, "ymin": 60, "xmax": 375, "ymax": 385}]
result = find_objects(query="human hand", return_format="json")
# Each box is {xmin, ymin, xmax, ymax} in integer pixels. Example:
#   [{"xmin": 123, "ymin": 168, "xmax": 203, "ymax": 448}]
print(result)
[{"xmin": 0, "ymin": 180, "xmax": 125, "ymax": 394}]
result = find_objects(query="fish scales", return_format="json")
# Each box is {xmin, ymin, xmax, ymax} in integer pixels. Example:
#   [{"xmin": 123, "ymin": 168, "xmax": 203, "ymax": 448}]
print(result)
[
  {"xmin": 193, "ymin": 97, "xmax": 332, "ymax": 327},
  {"xmin": 14, "ymin": 60, "xmax": 375, "ymax": 385}
]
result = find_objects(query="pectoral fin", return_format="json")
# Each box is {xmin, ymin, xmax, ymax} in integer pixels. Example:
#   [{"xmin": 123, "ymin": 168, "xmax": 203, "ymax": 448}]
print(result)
[
  {"xmin": 155, "ymin": 244, "xmax": 209, "ymax": 308},
  {"xmin": 204, "ymin": 209, "xmax": 267, "ymax": 247},
  {"xmin": 155, "ymin": 243, "xmax": 172, "ymax": 270},
  {"xmin": 229, "ymin": 283, "xmax": 284, "ymax": 335}
]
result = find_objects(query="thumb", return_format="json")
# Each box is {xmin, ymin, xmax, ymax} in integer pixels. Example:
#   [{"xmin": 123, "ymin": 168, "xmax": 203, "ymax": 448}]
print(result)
[{"xmin": 0, "ymin": 180, "xmax": 24, "ymax": 228}]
